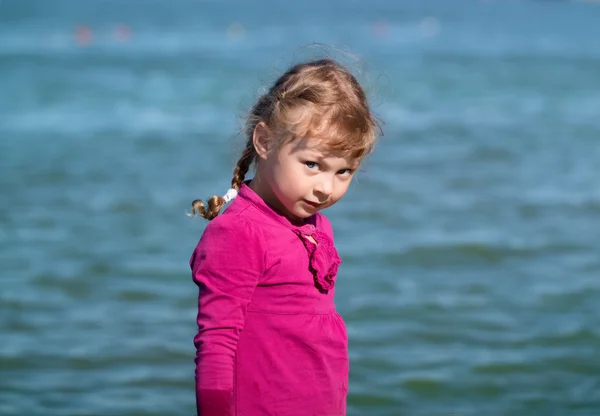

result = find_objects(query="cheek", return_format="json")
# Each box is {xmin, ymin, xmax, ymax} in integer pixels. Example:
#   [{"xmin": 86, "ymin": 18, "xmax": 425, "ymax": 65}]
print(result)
[
  {"xmin": 278, "ymin": 158, "xmax": 298, "ymax": 175},
  {"xmin": 272, "ymin": 160, "xmax": 293, "ymax": 183},
  {"xmin": 283, "ymin": 163, "xmax": 308, "ymax": 187},
  {"xmin": 272, "ymin": 163, "xmax": 302, "ymax": 199},
  {"xmin": 332, "ymin": 179, "xmax": 352, "ymax": 200}
]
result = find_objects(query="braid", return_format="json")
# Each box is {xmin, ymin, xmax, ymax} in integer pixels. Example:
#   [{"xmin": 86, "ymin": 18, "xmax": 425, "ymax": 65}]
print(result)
[
  {"xmin": 190, "ymin": 139, "xmax": 256, "ymax": 221},
  {"xmin": 231, "ymin": 140, "xmax": 255, "ymax": 191}
]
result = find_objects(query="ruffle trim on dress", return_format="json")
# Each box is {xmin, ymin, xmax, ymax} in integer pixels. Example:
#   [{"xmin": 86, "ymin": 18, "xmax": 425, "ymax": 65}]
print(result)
[{"xmin": 294, "ymin": 229, "xmax": 342, "ymax": 292}]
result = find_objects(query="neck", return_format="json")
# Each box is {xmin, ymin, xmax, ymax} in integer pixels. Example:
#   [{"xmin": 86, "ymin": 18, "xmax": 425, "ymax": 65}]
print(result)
[{"xmin": 249, "ymin": 170, "xmax": 305, "ymax": 225}]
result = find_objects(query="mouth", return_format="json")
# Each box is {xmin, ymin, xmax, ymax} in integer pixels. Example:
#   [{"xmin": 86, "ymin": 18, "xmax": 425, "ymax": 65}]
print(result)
[{"xmin": 303, "ymin": 199, "xmax": 323, "ymax": 208}]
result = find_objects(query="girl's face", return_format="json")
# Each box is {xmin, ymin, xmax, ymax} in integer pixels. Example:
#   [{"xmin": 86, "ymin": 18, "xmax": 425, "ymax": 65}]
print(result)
[{"xmin": 252, "ymin": 130, "xmax": 361, "ymax": 223}]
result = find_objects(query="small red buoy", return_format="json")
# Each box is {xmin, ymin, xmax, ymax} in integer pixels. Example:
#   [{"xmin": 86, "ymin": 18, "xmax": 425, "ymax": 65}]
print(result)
[
  {"xmin": 114, "ymin": 24, "xmax": 132, "ymax": 42},
  {"xmin": 75, "ymin": 26, "xmax": 93, "ymax": 46}
]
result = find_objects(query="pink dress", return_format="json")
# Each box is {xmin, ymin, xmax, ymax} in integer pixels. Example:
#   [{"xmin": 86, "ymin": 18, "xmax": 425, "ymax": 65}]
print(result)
[{"xmin": 190, "ymin": 182, "xmax": 349, "ymax": 416}]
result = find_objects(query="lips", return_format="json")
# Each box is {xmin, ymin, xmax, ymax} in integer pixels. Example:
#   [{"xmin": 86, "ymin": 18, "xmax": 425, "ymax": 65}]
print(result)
[{"xmin": 303, "ymin": 199, "xmax": 322, "ymax": 208}]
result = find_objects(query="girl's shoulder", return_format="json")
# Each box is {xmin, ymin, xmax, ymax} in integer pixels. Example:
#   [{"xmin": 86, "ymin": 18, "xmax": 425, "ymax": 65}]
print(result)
[
  {"xmin": 195, "ymin": 206, "xmax": 266, "ymax": 253},
  {"xmin": 191, "ymin": 209, "xmax": 268, "ymax": 272},
  {"xmin": 202, "ymin": 207, "xmax": 265, "ymax": 245}
]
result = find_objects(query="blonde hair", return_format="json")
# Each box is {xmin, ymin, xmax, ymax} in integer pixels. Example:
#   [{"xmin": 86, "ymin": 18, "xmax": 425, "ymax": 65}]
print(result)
[{"xmin": 191, "ymin": 58, "xmax": 381, "ymax": 220}]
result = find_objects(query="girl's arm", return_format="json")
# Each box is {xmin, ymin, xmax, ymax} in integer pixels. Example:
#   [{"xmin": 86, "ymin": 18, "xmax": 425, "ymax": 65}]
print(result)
[{"xmin": 190, "ymin": 217, "xmax": 265, "ymax": 416}]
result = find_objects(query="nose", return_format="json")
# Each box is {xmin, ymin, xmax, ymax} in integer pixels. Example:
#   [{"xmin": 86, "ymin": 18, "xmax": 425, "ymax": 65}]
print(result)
[{"xmin": 314, "ymin": 176, "xmax": 333, "ymax": 198}]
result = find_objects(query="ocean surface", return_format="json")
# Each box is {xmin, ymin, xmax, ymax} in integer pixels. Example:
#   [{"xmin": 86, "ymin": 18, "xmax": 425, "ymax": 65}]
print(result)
[{"xmin": 1, "ymin": 0, "xmax": 600, "ymax": 415}]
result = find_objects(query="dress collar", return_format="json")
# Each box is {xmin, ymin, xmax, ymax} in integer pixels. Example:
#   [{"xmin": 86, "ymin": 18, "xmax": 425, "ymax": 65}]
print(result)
[{"xmin": 237, "ymin": 180, "xmax": 317, "ymax": 234}]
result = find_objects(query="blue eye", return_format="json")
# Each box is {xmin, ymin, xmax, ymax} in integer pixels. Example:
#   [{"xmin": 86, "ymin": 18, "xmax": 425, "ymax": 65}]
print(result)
[
  {"xmin": 305, "ymin": 161, "xmax": 319, "ymax": 170},
  {"xmin": 338, "ymin": 169, "xmax": 354, "ymax": 176}
]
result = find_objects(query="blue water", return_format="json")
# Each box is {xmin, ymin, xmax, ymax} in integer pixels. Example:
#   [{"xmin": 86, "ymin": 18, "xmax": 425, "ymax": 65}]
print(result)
[{"xmin": 2, "ymin": 0, "xmax": 600, "ymax": 415}]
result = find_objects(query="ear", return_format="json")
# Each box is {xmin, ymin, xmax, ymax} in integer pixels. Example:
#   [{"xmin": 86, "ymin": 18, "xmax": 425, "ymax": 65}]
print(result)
[{"xmin": 252, "ymin": 122, "xmax": 272, "ymax": 160}]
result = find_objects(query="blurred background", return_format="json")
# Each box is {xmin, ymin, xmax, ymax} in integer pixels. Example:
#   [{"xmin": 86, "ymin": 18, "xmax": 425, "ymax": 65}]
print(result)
[{"xmin": 1, "ymin": 0, "xmax": 600, "ymax": 415}]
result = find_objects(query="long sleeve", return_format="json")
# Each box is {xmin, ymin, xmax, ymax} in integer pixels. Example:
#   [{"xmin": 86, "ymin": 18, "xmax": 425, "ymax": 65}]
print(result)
[{"xmin": 190, "ymin": 217, "xmax": 265, "ymax": 416}]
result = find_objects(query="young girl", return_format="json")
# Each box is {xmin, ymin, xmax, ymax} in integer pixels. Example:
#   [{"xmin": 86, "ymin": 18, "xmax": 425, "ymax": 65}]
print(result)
[{"xmin": 189, "ymin": 58, "xmax": 380, "ymax": 416}]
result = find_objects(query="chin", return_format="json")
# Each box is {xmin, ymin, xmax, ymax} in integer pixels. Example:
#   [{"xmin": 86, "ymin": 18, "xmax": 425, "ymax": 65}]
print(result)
[
  {"xmin": 294, "ymin": 210, "xmax": 313, "ymax": 219},
  {"xmin": 288, "ymin": 206, "xmax": 313, "ymax": 220}
]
